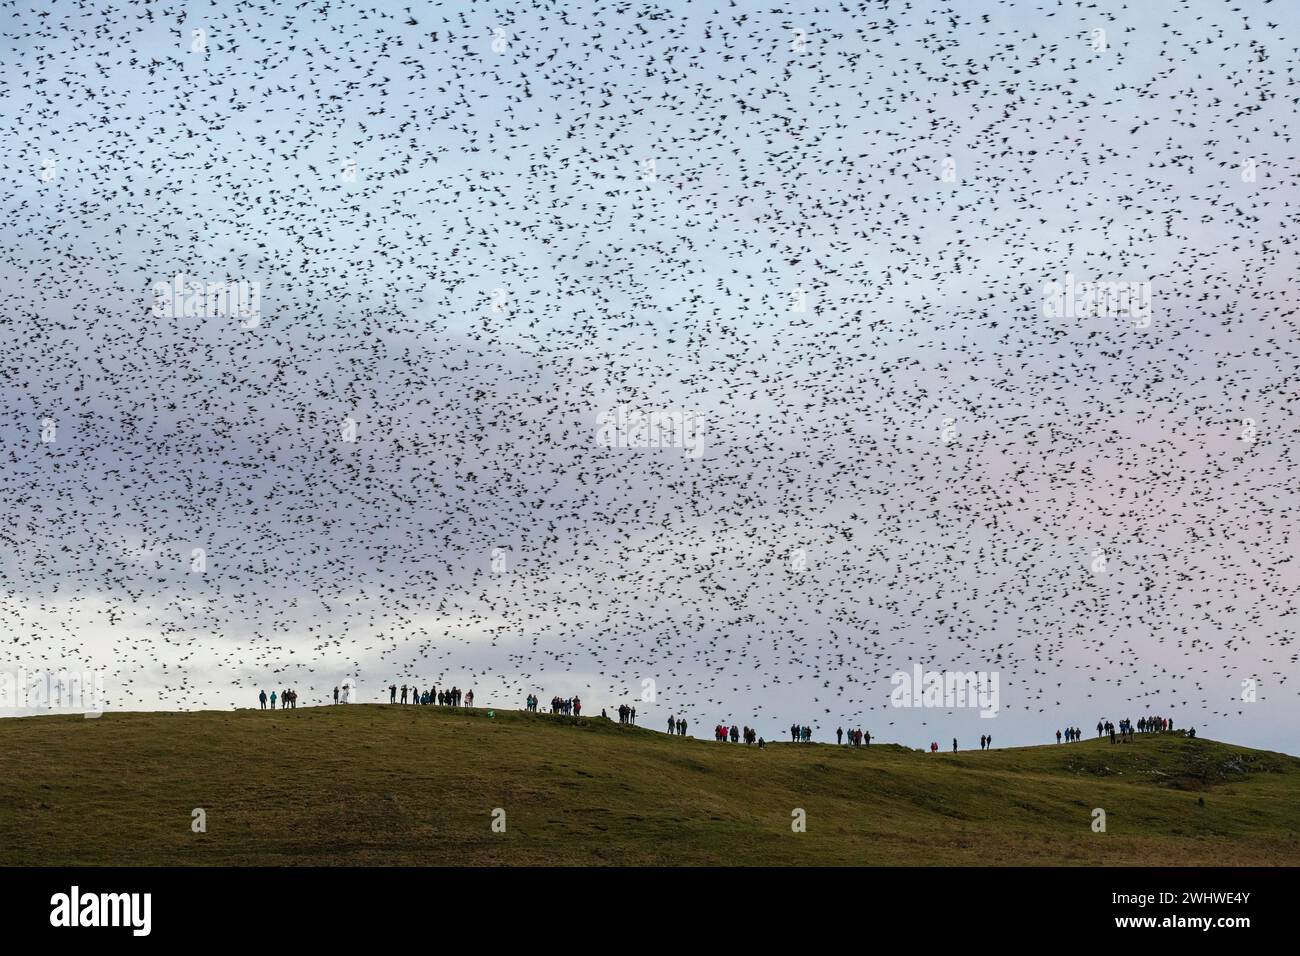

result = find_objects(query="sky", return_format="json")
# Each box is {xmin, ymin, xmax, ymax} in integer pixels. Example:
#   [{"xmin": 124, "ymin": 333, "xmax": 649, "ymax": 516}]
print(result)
[{"xmin": 0, "ymin": 0, "xmax": 1297, "ymax": 754}]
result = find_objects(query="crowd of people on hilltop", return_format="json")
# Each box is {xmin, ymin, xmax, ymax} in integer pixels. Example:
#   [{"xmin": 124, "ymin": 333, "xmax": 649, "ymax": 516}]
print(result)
[
  {"xmin": 836, "ymin": 727, "xmax": 873, "ymax": 746},
  {"xmin": 258, "ymin": 688, "xmax": 298, "ymax": 709},
  {"xmin": 1048, "ymin": 715, "xmax": 1191, "ymax": 744},
  {"xmin": 255, "ymin": 687, "xmax": 1201, "ymax": 752},
  {"xmin": 1138, "ymin": 716, "xmax": 1176, "ymax": 733},
  {"xmin": 713, "ymin": 723, "xmax": 762, "ymax": 745},
  {"xmin": 521, "ymin": 694, "xmax": 584, "ymax": 715},
  {"xmin": 383, "ymin": 683, "xmax": 471, "ymax": 707},
  {"xmin": 261, "ymin": 684, "xmax": 473, "ymax": 708}
]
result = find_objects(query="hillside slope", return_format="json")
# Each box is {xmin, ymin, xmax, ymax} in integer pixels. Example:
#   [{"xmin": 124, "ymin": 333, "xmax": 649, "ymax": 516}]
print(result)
[{"xmin": 2, "ymin": 706, "xmax": 1297, "ymax": 866}]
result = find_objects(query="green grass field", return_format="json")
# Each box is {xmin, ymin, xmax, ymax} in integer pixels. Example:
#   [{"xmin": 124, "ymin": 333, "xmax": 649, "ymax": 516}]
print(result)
[{"xmin": 2, "ymin": 705, "xmax": 1296, "ymax": 866}]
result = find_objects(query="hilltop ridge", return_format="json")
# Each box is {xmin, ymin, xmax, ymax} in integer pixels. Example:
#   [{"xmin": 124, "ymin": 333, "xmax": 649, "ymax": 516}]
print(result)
[{"xmin": 2, "ymin": 705, "xmax": 1296, "ymax": 866}]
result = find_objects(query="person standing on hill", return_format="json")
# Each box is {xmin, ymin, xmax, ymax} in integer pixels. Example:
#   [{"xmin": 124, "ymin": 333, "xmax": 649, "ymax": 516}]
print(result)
[
  {"xmin": 837, "ymin": 727, "xmax": 843, "ymax": 745},
  {"xmin": 333, "ymin": 686, "xmax": 339, "ymax": 705},
  {"xmin": 270, "ymin": 690, "xmax": 277, "ymax": 709},
  {"xmin": 952, "ymin": 738, "xmax": 958, "ymax": 752},
  {"xmin": 259, "ymin": 689, "xmax": 267, "ymax": 710}
]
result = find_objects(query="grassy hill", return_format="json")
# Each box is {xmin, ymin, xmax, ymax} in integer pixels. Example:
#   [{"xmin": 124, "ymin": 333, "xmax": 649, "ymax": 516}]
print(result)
[{"xmin": 3, "ymin": 705, "xmax": 1297, "ymax": 866}]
